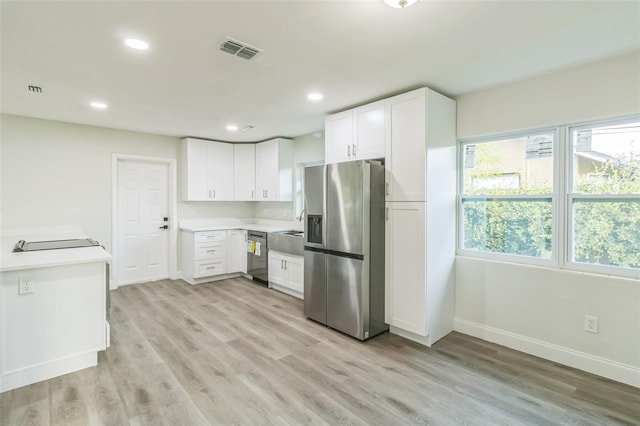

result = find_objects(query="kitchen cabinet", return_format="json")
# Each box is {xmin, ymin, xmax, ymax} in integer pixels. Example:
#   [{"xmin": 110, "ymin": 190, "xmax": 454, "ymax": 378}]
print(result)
[
  {"xmin": 384, "ymin": 89, "xmax": 427, "ymax": 202},
  {"xmin": 234, "ymin": 144, "xmax": 256, "ymax": 200},
  {"xmin": 181, "ymin": 138, "xmax": 233, "ymax": 201},
  {"xmin": 325, "ymin": 110, "xmax": 353, "ymax": 164},
  {"xmin": 255, "ymin": 138, "xmax": 293, "ymax": 201},
  {"xmin": 268, "ymin": 250, "xmax": 303, "ymax": 299},
  {"xmin": 384, "ymin": 87, "xmax": 456, "ymax": 346},
  {"xmin": 227, "ymin": 229, "xmax": 247, "ymax": 274},
  {"xmin": 182, "ymin": 230, "xmax": 227, "ymax": 283},
  {"xmin": 324, "ymin": 100, "xmax": 385, "ymax": 164}
]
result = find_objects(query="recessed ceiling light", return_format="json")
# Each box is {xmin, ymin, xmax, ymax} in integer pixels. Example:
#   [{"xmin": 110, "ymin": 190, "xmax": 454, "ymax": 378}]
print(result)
[
  {"xmin": 383, "ymin": 0, "xmax": 418, "ymax": 8},
  {"xmin": 90, "ymin": 101, "xmax": 108, "ymax": 109},
  {"xmin": 124, "ymin": 38, "xmax": 149, "ymax": 50},
  {"xmin": 307, "ymin": 92, "xmax": 323, "ymax": 101},
  {"xmin": 226, "ymin": 124, "xmax": 238, "ymax": 131}
]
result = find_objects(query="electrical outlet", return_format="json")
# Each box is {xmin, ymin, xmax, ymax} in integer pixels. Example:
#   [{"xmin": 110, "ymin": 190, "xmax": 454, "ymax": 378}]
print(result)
[
  {"xmin": 584, "ymin": 315, "xmax": 599, "ymax": 333},
  {"xmin": 19, "ymin": 279, "xmax": 35, "ymax": 295}
]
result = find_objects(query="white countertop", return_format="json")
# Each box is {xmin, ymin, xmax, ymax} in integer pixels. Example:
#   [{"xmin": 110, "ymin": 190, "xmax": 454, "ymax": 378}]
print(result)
[
  {"xmin": 179, "ymin": 219, "xmax": 303, "ymax": 234},
  {"xmin": 0, "ymin": 230, "xmax": 112, "ymax": 272}
]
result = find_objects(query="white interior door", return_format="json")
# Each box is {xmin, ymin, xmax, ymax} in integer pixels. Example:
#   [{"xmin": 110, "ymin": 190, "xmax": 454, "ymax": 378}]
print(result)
[{"xmin": 117, "ymin": 160, "xmax": 170, "ymax": 285}]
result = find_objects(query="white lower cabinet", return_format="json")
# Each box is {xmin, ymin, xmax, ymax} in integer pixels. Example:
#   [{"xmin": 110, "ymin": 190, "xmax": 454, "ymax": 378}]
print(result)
[
  {"xmin": 227, "ymin": 229, "xmax": 247, "ymax": 274},
  {"xmin": 268, "ymin": 250, "xmax": 303, "ymax": 299},
  {"xmin": 385, "ymin": 202, "xmax": 426, "ymax": 335}
]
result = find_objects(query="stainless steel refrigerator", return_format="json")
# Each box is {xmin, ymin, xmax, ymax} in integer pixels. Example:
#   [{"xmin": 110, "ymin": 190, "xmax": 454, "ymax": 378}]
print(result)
[{"xmin": 303, "ymin": 160, "xmax": 387, "ymax": 340}]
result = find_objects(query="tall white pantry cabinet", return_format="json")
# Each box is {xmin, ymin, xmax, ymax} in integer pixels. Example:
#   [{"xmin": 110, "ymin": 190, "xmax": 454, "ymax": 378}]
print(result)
[{"xmin": 384, "ymin": 88, "xmax": 456, "ymax": 346}]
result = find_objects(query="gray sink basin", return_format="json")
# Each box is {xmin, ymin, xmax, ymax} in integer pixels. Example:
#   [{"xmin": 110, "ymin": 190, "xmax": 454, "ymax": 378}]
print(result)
[{"xmin": 268, "ymin": 230, "xmax": 304, "ymax": 256}]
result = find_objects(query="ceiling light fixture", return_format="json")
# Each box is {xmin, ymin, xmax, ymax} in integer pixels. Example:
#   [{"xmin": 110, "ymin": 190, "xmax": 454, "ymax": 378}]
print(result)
[
  {"xmin": 90, "ymin": 101, "xmax": 108, "ymax": 109},
  {"xmin": 383, "ymin": 0, "xmax": 418, "ymax": 8},
  {"xmin": 226, "ymin": 124, "xmax": 238, "ymax": 131},
  {"xmin": 124, "ymin": 38, "xmax": 149, "ymax": 50},
  {"xmin": 307, "ymin": 92, "xmax": 323, "ymax": 101}
]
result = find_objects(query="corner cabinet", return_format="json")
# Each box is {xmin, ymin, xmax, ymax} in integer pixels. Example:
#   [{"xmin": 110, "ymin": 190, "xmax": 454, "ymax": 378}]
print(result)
[
  {"xmin": 383, "ymin": 87, "xmax": 457, "ymax": 347},
  {"xmin": 255, "ymin": 138, "xmax": 293, "ymax": 201},
  {"xmin": 181, "ymin": 137, "xmax": 293, "ymax": 203},
  {"xmin": 181, "ymin": 229, "xmax": 248, "ymax": 284},
  {"xmin": 325, "ymin": 100, "xmax": 385, "ymax": 164},
  {"xmin": 181, "ymin": 138, "xmax": 233, "ymax": 201},
  {"xmin": 268, "ymin": 250, "xmax": 303, "ymax": 299}
]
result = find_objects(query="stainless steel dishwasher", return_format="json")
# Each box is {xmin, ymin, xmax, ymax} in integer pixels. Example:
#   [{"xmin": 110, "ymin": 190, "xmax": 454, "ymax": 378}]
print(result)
[{"xmin": 247, "ymin": 230, "xmax": 268, "ymax": 285}]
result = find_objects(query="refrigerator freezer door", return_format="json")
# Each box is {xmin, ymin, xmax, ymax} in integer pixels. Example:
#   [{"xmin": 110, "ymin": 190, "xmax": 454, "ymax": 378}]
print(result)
[
  {"xmin": 304, "ymin": 164, "xmax": 325, "ymax": 249},
  {"xmin": 304, "ymin": 249, "xmax": 327, "ymax": 324},
  {"xmin": 326, "ymin": 253, "xmax": 368, "ymax": 340},
  {"xmin": 326, "ymin": 161, "xmax": 369, "ymax": 255}
]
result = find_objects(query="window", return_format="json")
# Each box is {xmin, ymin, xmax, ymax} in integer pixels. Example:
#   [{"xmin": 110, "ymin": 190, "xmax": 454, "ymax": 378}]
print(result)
[
  {"xmin": 459, "ymin": 131, "xmax": 556, "ymax": 262},
  {"xmin": 458, "ymin": 116, "xmax": 640, "ymax": 278},
  {"xmin": 569, "ymin": 118, "xmax": 640, "ymax": 273}
]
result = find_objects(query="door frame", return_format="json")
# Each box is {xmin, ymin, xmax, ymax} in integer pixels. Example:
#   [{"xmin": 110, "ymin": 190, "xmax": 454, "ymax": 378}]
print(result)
[{"xmin": 111, "ymin": 154, "xmax": 178, "ymax": 289}]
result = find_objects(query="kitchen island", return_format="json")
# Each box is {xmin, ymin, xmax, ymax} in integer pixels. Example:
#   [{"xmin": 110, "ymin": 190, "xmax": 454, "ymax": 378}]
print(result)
[{"xmin": 0, "ymin": 231, "xmax": 111, "ymax": 393}]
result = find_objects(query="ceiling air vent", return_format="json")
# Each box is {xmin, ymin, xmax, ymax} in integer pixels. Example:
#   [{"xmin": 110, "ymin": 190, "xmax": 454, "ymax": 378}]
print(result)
[{"xmin": 219, "ymin": 37, "xmax": 263, "ymax": 60}]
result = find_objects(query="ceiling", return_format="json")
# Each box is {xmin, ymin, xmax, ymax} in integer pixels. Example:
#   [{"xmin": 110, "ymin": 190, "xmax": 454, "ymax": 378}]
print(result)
[{"xmin": 1, "ymin": 1, "xmax": 639, "ymax": 142}]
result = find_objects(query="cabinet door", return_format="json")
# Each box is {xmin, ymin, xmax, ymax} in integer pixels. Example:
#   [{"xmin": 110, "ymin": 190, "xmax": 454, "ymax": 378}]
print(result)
[
  {"xmin": 385, "ymin": 89, "xmax": 426, "ymax": 202},
  {"xmin": 255, "ymin": 139, "xmax": 279, "ymax": 200},
  {"xmin": 233, "ymin": 144, "xmax": 256, "ymax": 200},
  {"xmin": 226, "ymin": 230, "xmax": 243, "ymax": 273},
  {"xmin": 208, "ymin": 142, "xmax": 234, "ymax": 200},
  {"xmin": 325, "ymin": 110, "xmax": 353, "ymax": 164},
  {"xmin": 268, "ymin": 251, "xmax": 286, "ymax": 287},
  {"xmin": 183, "ymin": 139, "xmax": 209, "ymax": 201},
  {"xmin": 284, "ymin": 255, "xmax": 304, "ymax": 294},
  {"xmin": 385, "ymin": 202, "xmax": 426, "ymax": 336},
  {"xmin": 353, "ymin": 100, "xmax": 385, "ymax": 161}
]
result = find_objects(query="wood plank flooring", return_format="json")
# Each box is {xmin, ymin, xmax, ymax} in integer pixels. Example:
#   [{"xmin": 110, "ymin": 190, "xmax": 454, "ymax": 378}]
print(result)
[{"xmin": 2, "ymin": 277, "xmax": 639, "ymax": 425}]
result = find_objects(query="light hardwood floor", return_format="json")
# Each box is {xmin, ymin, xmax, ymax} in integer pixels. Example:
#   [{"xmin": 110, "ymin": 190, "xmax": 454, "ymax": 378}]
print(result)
[{"xmin": 2, "ymin": 277, "xmax": 639, "ymax": 425}]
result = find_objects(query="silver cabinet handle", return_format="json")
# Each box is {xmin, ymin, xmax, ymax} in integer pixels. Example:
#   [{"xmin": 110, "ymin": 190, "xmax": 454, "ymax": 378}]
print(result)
[
  {"xmin": 281, "ymin": 259, "xmax": 284, "ymax": 269},
  {"xmin": 251, "ymin": 189, "xmax": 254, "ymax": 199},
  {"xmin": 385, "ymin": 182, "xmax": 389, "ymax": 196},
  {"xmin": 207, "ymin": 266, "xmax": 216, "ymax": 270},
  {"xmin": 385, "ymin": 207, "xmax": 389, "ymax": 221},
  {"xmin": 284, "ymin": 260, "xmax": 287, "ymax": 270},
  {"xmin": 352, "ymin": 144, "xmax": 357, "ymax": 157},
  {"xmin": 207, "ymin": 249, "xmax": 216, "ymax": 253},
  {"xmin": 347, "ymin": 144, "xmax": 351, "ymax": 158},
  {"xmin": 213, "ymin": 189, "xmax": 216, "ymax": 198}
]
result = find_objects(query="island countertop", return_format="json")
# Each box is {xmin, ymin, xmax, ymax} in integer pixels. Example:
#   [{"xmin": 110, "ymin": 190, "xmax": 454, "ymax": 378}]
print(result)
[{"xmin": 0, "ymin": 235, "xmax": 111, "ymax": 272}]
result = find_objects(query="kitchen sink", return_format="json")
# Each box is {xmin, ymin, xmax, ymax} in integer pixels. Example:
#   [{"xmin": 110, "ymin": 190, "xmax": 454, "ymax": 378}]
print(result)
[{"xmin": 268, "ymin": 230, "xmax": 304, "ymax": 256}]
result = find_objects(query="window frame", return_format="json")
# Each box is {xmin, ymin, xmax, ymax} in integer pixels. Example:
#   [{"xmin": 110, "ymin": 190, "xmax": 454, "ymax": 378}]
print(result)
[
  {"xmin": 566, "ymin": 117, "xmax": 640, "ymax": 279},
  {"xmin": 457, "ymin": 128, "xmax": 560, "ymax": 268},
  {"xmin": 457, "ymin": 116, "xmax": 640, "ymax": 280}
]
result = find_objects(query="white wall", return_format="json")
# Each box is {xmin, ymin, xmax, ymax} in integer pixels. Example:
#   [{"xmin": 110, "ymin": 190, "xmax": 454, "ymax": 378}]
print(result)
[
  {"xmin": 0, "ymin": 115, "xmax": 254, "ymax": 252},
  {"xmin": 454, "ymin": 51, "xmax": 640, "ymax": 387}
]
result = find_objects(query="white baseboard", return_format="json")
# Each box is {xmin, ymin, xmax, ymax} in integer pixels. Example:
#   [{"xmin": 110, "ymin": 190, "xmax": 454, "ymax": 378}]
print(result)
[
  {"xmin": 454, "ymin": 318, "xmax": 640, "ymax": 388},
  {"xmin": 1, "ymin": 352, "xmax": 98, "ymax": 393}
]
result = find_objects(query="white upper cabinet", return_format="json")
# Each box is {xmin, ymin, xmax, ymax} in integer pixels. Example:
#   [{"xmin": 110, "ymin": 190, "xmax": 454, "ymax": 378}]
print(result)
[
  {"xmin": 384, "ymin": 87, "xmax": 456, "ymax": 202},
  {"xmin": 385, "ymin": 89, "xmax": 427, "ymax": 202},
  {"xmin": 233, "ymin": 144, "xmax": 256, "ymax": 201},
  {"xmin": 255, "ymin": 138, "xmax": 293, "ymax": 201},
  {"xmin": 182, "ymin": 138, "xmax": 233, "ymax": 201},
  {"xmin": 353, "ymin": 100, "xmax": 385, "ymax": 161},
  {"xmin": 325, "ymin": 110, "xmax": 353, "ymax": 164},
  {"xmin": 325, "ymin": 101, "xmax": 385, "ymax": 164}
]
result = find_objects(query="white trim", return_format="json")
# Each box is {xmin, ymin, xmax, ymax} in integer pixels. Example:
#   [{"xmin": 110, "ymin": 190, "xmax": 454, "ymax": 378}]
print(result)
[
  {"xmin": 453, "ymin": 317, "xmax": 640, "ymax": 388},
  {"xmin": 111, "ymin": 154, "xmax": 178, "ymax": 289}
]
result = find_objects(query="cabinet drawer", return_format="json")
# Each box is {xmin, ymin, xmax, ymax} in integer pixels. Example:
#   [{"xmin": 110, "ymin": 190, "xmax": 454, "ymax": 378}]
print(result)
[
  {"xmin": 195, "ymin": 231, "xmax": 226, "ymax": 243},
  {"xmin": 194, "ymin": 259, "xmax": 225, "ymax": 278},
  {"xmin": 195, "ymin": 242, "xmax": 225, "ymax": 260}
]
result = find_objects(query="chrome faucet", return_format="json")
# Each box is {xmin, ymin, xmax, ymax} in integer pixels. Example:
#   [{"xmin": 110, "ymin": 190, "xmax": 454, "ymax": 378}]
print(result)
[{"xmin": 297, "ymin": 208, "xmax": 306, "ymax": 222}]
